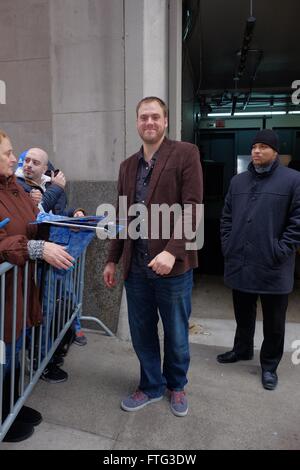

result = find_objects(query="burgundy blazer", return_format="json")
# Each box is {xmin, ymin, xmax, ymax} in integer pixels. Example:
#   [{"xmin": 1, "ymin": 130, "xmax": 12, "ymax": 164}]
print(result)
[{"xmin": 107, "ymin": 137, "xmax": 203, "ymax": 279}]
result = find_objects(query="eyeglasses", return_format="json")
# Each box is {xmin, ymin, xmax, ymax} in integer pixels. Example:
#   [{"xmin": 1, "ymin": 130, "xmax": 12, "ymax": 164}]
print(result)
[{"xmin": 24, "ymin": 157, "xmax": 43, "ymax": 167}]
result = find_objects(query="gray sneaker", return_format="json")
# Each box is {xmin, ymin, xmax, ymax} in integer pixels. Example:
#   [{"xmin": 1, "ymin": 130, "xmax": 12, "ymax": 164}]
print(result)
[
  {"xmin": 169, "ymin": 390, "xmax": 188, "ymax": 417},
  {"xmin": 73, "ymin": 332, "xmax": 87, "ymax": 346},
  {"xmin": 121, "ymin": 389, "xmax": 163, "ymax": 412}
]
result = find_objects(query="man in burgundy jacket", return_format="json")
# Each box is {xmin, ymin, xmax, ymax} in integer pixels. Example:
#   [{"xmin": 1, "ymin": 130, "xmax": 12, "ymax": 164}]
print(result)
[{"xmin": 103, "ymin": 97, "xmax": 203, "ymax": 417}]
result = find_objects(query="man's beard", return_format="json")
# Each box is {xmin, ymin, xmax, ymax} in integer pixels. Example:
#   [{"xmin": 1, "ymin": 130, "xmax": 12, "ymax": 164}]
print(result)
[
  {"xmin": 24, "ymin": 171, "xmax": 34, "ymax": 180},
  {"xmin": 140, "ymin": 129, "xmax": 164, "ymax": 145}
]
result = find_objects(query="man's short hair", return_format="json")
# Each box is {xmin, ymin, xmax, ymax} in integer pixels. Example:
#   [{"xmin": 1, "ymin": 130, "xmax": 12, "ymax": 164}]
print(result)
[
  {"xmin": 26, "ymin": 148, "xmax": 49, "ymax": 166},
  {"xmin": 136, "ymin": 96, "xmax": 168, "ymax": 117},
  {"xmin": 0, "ymin": 129, "xmax": 8, "ymax": 144}
]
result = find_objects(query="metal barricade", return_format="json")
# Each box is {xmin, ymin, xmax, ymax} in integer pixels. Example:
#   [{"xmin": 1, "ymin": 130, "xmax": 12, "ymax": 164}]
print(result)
[{"xmin": 0, "ymin": 251, "xmax": 86, "ymax": 442}]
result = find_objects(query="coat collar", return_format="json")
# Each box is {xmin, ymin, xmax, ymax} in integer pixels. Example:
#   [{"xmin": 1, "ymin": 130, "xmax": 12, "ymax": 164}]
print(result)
[
  {"xmin": 0, "ymin": 174, "xmax": 20, "ymax": 190},
  {"xmin": 248, "ymin": 156, "xmax": 280, "ymax": 177}
]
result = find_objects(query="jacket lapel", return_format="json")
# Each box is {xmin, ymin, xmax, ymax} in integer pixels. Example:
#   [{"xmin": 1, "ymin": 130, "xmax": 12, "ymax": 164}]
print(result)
[{"xmin": 125, "ymin": 152, "xmax": 140, "ymax": 206}]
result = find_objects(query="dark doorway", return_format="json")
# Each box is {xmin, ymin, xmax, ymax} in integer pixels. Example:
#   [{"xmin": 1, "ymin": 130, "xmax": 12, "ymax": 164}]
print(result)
[{"xmin": 197, "ymin": 131, "xmax": 235, "ymax": 275}]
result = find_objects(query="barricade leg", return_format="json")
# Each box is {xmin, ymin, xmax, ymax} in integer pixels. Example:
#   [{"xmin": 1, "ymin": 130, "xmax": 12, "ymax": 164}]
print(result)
[{"xmin": 2, "ymin": 370, "xmax": 34, "ymax": 442}]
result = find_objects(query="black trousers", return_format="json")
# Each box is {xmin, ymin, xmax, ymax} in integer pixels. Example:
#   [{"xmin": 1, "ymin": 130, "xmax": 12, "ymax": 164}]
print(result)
[{"xmin": 232, "ymin": 290, "xmax": 288, "ymax": 372}]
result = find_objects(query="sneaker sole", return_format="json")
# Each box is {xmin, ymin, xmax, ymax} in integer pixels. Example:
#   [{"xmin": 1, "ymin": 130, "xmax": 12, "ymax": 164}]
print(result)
[
  {"xmin": 121, "ymin": 395, "xmax": 163, "ymax": 412},
  {"xmin": 40, "ymin": 376, "xmax": 68, "ymax": 384},
  {"xmin": 262, "ymin": 383, "xmax": 277, "ymax": 391},
  {"xmin": 170, "ymin": 405, "xmax": 188, "ymax": 417}
]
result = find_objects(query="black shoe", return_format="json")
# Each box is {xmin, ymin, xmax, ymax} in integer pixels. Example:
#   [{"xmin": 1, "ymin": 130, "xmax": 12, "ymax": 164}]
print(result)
[
  {"xmin": 217, "ymin": 350, "xmax": 253, "ymax": 363},
  {"xmin": 41, "ymin": 364, "xmax": 68, "ymax": 384},
  {"xmin": 52, "ymin": 354, "xmax": 64, "ymax": 368},
  {"xmin": 3, "ymin": 421, "xmax": 34, "ymax": 443},
  {"xmin": 262, "ymin": 371, "xmax": 278, "ymax": 390},
  {"xmin": 2, "ymin": 369, "xmax": 36, "ymax": 442},
  {"xmin": 17, "ymin": 406, "xmax": 42, "ymax": 426}
]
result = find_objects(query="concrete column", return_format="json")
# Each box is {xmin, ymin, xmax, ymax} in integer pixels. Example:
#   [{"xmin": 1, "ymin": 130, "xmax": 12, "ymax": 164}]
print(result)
[
  {"xmin": 168, "ymin": 0, "xmax": 182, "ymax": 140},
  {"xmin": 49, "ymin": 0, "xmax": 126, "ymax": 333},
  {"xmin": 124, "ymin": 0, "xmax": 169, "ymax": 157}
]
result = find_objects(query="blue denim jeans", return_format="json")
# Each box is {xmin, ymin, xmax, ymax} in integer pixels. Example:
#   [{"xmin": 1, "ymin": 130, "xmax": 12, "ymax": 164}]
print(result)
[
  {"xmin": 124, "ymin": 269, "xmax": 193, "ymax": 398},
  {"xmin": 3, "ymin": 335, "xmax": 23, "ymax": 377},
  {"xmin": 40, "ymin": 268, "xmax": 77, "ymax": 361}
]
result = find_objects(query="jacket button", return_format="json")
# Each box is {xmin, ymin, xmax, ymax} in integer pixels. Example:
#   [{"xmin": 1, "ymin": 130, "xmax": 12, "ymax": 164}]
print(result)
[{"xmin": 247, "ymin": 218, "xmax": 251, "ymax": 223}]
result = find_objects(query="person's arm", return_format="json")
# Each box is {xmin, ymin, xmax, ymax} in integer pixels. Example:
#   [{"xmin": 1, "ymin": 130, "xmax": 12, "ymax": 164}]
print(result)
[
  {"xmin": 0, "ymin": 231, "xmax": 30, "ymax": 265},
  {"xmin": 275, "ymin": 181, "xmax": 300, "ymax": 262},
  {"xmin": 103, "ymin": 165, "xmax": 125, "ymax": 286},
  {"xmin": 40, "ymin": 184, "xmax": 65, "ymax": 213},
  {"xmin": 0, "ymin": 228, "xmax": 74, "ymax": 270},
  {"xmin": 220, "ymin": 183, "xmax": 233, "ymax": 256},
  {"xmin": 106, "ymin": 164, "xmax": 125, "ymax": 265}
]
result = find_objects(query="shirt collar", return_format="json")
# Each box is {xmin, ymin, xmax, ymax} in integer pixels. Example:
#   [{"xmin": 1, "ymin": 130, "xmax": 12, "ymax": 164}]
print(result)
[{"xmin": 138, "ymin": 147, "xmax": 158, "ymax": 165}]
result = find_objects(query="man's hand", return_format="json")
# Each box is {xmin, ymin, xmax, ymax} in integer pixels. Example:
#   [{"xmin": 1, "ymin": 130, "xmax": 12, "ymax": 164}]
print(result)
[
  {"xmin": 148, "ymin": 250, "xmax": 176, "ymax": 276},
  {"xmin": 52, "ymin": 170, "xmax": 66, "ymax": 188},
  {"xmin": 74, "ymin": 210, "xmax": 85, "ymax": 218},
  {"xmin": 43, "ymin": 242, "xmax": 75, "ymax": 270},
  {"xmin": 30, "ymin": 189, "xmax": 42, "ymax": 206},
  {"xmin": 103, "ymin": 262, "xmax": 117, "ymax": 288}
]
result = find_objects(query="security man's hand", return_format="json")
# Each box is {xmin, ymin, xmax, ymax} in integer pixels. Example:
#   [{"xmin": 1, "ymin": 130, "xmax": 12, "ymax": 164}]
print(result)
[{"xmin": 148, "ymin": 250, "xmax": 176, "ymax": 276}]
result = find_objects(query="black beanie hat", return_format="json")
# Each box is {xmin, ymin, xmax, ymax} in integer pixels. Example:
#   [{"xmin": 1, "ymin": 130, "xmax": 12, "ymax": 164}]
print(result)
[{"xmin": 251, "ymin": 129, "xmax": 279, "ymax": 153}]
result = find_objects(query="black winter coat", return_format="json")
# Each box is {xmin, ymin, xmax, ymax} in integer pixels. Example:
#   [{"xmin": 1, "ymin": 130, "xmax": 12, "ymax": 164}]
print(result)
[{"xmin": 221, "ymin": 158, "xmax": 300, "ymax": 294}]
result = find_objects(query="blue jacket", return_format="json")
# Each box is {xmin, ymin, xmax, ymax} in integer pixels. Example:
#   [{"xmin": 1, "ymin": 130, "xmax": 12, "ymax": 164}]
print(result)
[
  {"xmin": 16, "ymin": 173, "xmax": 74, "ymax": 216},
  {"xmin": 221, "ymin": 158, "xmax": 300, "ymax": 294}
]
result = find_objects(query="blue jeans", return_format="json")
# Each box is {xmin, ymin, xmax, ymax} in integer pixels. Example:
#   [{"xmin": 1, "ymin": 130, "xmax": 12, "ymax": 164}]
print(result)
[
  {"xmin": 40, "ymin": 268, "xmax": 77, "ymax": 361},
  {"xmin": 3, "ymin": 335, "xmax": 23, "ymax": 377},
  {"xmin": 72, "ymin": 314, "xmax": 82, "ymax": 334},
  {"xmin": 124, "ymin": 270, "xmax": 193, "ymax": 398}
]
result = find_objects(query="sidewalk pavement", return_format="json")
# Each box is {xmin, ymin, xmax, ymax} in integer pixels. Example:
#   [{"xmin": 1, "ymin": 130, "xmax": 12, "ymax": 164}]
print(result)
[{"xmin": 1, "ymin": 320, "xmax": 300, "ymax": 450}]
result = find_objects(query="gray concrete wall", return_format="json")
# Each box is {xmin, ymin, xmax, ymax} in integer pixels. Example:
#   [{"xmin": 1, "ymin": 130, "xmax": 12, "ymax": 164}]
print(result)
[
  {"xmin": 0, "ymin": 0, "xmax": 52, "ymax": 155},
  {"xmin": 49, "ymin": 0, "xmax": 125, "ymax": 181}
]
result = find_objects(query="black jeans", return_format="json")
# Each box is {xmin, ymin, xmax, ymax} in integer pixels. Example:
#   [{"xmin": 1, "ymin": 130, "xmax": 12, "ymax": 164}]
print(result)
[{"xmin": 232, "ymin": 290, "xmax": 288, "ymax": 372}]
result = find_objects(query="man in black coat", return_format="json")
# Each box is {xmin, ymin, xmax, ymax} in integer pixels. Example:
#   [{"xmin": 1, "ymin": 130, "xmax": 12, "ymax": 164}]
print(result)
[{"xmin": 217, "ymin": 129, "xmax": 300, "ymax": 390}]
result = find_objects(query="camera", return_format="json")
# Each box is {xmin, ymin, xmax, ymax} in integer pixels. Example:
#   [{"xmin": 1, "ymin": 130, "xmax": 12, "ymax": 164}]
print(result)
[{"xmin": 45, "ymin": 169, "xmax": 60, "ymax": 177}]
